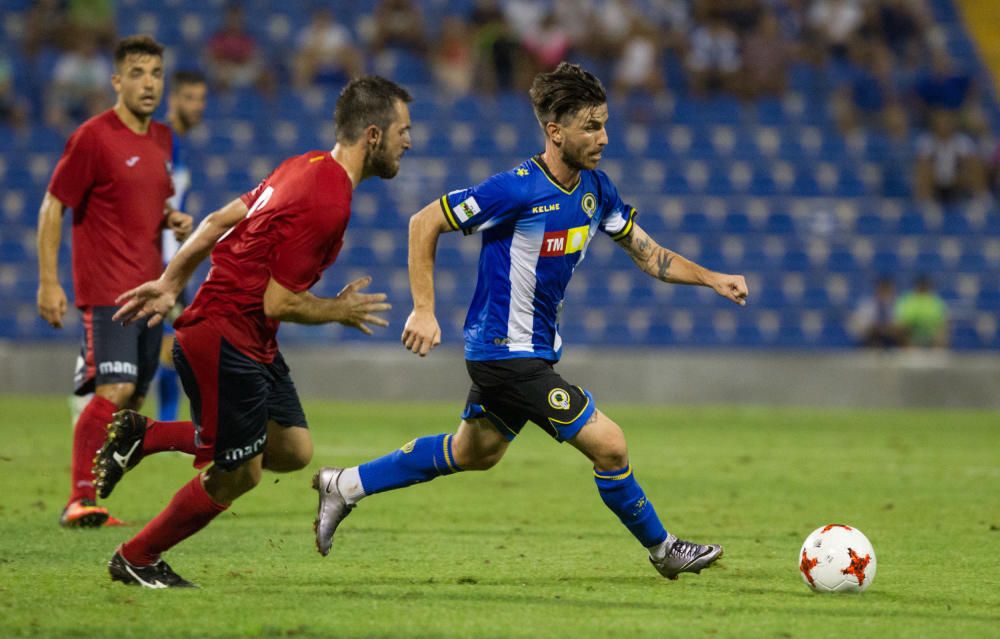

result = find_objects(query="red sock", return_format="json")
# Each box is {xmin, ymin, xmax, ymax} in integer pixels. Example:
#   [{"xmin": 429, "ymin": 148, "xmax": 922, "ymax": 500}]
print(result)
[
  {"xmin": 143, "ymin": 420, "xmax": 197, "ymax": 455},
  {"xmin": 121, "ymin": 475, "xmax": 228, "ymax": 566},
  {"xmin": 69, "ymin": 395, "xmax": 118, "ymax": 504}
]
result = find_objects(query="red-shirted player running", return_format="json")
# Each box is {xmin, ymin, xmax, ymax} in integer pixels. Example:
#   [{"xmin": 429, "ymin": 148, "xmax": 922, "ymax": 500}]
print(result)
[
  {"xmin": 37, "ymin": 36, "xmax": 194, "ymax": 528},
  {"xmin": 98, "ymin": 76, "xmax": 412, "ymax": 588}
]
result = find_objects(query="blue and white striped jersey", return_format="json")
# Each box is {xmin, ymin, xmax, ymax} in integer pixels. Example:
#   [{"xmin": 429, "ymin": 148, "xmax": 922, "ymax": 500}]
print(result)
[
  {"xmin": 440, "ymin": 155, "xmax": 636, "ymax": 362},
  {"xmin": 163, "ymin": 128, "xmax": 192, "ymax": 261}
]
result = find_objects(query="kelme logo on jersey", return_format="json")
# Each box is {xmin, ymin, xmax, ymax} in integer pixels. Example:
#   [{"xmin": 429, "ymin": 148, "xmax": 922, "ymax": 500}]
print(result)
[
  {"xmin": 581, "ymin": 192, "xmax": 597, "ymax": 218},
  {"xmin": 548, "ymin": 388, "xmax": 571, "ymax": 410},
  {"xmin": 454, "ymin": 196, "xmax": 481, "ymax": 223},
  {"xmin": 540, "ymin": 225, "xmax": 589, "ymax": 257}
]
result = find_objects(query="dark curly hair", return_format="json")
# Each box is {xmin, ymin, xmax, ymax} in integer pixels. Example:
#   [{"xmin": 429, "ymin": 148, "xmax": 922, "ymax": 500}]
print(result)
[{"xmin": 529, "ymin": 62, "xmax": 607, "ymax": 128}]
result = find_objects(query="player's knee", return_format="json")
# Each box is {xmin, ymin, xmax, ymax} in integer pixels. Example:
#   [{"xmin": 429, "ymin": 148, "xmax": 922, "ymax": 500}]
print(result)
[
  {"xmin": 460, "ymin": 446, "xmax": 505, "ymax": 471},
  {"xmin": 277, "ymin": 444, "xmax": 312, "ymax": 471},
  {"xmin": 262, "ymin": 426, "xmax": 313, "ymax": 472},
  {"xmin": 95, "ymin": 383, "xmax": 136, "ymax": 408},
  {"xmin": 592, "ymin": 446, "xmax": 629, "ymax": 473},
  {"xmin": 204, "ymin": 461, "xmax": 262, "ymax": 503}
]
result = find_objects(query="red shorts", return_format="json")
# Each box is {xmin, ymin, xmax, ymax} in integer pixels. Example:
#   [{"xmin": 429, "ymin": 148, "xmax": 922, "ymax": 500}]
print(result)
[{"xmin": 174, "ymin": 322, "xmax": 307, "ymax": 471}]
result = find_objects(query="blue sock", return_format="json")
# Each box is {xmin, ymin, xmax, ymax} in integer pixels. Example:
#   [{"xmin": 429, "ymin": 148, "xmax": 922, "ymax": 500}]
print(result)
[
  {"xmin": 156, "ymin": 366, "xmax": 180, "ymax": 422},
  {"xmin": 594, "ymin": 465, "xmax": 668, "ymax": 548},
  {"xmin": 358, "ymin": 434, "xmax": 462, "ymax": 495}
]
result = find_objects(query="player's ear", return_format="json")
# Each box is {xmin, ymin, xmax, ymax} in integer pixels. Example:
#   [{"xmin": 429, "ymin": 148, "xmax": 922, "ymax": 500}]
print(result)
[
  {"xmin": 546, "ymin": 121, "xmax": 562, "ymax": 145},
  {"xmin": 365, "ymin": 124, "xmax": 382, "ymax": 149}
]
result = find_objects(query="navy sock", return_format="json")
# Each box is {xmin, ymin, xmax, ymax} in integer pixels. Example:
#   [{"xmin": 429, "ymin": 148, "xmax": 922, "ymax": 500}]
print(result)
[
  {"xmin": 594, "ymin": 464, "xmax": 668, "ymax": 548},
  {"xmin": 358, "ymin": 434, "xmax": 461, "ymax": 495},
  {"xmin": 156, "ymin": 366, "xmax": 180, "ymax": 422}
]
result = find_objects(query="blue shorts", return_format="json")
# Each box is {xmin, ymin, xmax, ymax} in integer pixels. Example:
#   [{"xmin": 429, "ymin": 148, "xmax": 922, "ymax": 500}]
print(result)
[{"xmin": 462, "ymin": 358, "xmax": 595, "ymax": 443}]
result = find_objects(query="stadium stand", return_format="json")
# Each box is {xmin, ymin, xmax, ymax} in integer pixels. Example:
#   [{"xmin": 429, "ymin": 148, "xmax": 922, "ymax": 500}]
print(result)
[{"xmin": 1, "ymin": 0, "xmax": 997, "ymax": 350}]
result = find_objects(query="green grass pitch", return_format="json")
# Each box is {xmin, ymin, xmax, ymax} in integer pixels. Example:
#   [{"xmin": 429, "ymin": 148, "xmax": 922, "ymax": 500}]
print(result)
[{"xmin": 1, "ymin": 396, "xmax": 998, "ymax": 638}]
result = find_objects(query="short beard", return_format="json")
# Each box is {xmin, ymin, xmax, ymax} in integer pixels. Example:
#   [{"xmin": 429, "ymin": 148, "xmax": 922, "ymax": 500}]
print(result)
[
  {"xmin": 560, "ymin": 144, "xmax": 591, "ymax": 172},
  {"xmin": 365, "ymin": 138, "xmax": 398, "ymax": 179},
  {"xmin": 125, "ymin": 98, "xmax": 156, "ymax": 121}
]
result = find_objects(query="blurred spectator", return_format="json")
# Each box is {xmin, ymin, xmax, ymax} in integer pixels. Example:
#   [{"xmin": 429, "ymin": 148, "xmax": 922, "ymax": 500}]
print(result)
[
  {"xmin": 584, "ymin": 0, "xmax": 635, "ymax": 60},
  {"xmin": 850, "ymin": 277, "xmax": 904, "ymax": 348},
  {"xmin": 876, "ymin": 0, "xmax": 931, "ymax": 67},
  {"xmin": 45, "ymin": 35, "xmax": 112, "ymax": 129},
  {"xmin": 522, "ymin": 12, "xmax": 573, "ymax": 74},
  {"xmin": 67, "ymin": 0, "xmax": 117, "ymax": 51},
  {"xmin": 990, "ymin": 142, "xmax": 1000, "ymax": 197},
  {"xmin": 895, "ymin": 275, "xmax": 949, "ymax": 348},
  {"xmin": 740, "ymin": 10, "xmax": 797, "ymax": 98},
  {"xmin": 686, "ymin": 12, "xmax": 742, "ymax": 96},
  {"xmin": 0, "ymin": 54, "xmax": 29, "ymax": 130},
  {"xmin": 371, "ymin": 0, "xmax": 428, "ymax": 55},
  {"xmin": 552, "ymin": 0, "xmax": 592, "ymax": 46},
  {"xmin": 914, "ymin": 110, "xmax": 988, "ymax": 204},
  {"xmin": 612, "ymin": 17, "xmax": 666, "ymax": 101},
  {"xmin": 432, "ymin": 16, "xmax": 476, "ymax": 97},
  {"xmin": 23, "ymin": 0, "xmax": 71, "ymax": 58},
  {"xmin": 468, "ymin": 0, "xmax": 518, "ymax": 93},
  {"xmin": 913, "ymin": 47, "xmax": 975, "ymax": 123},
  {"xmin": 832, "ymin": 39, "xmax": 907, "ymax": 139},
  {"xmin": 713, "ymin": 0, "xmax": 763, "ymax": 35},
  {"xmin": 205, "ymin": 4, "xmax": 271, "ymax": 92},
  {"xmin": 806, "ymin": 0, "xmax": 863, "ymax": 62},
  {"xmin": 292, "ymin": 8, "xmax": 363, "ymax": 89}
]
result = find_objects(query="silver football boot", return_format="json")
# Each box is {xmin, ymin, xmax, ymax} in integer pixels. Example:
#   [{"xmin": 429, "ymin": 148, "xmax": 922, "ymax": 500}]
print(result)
[
  {"xmin": 312, "ymin": 467, "xmax": 354, "ymax": 557},
  {"xmin": 649, "ymin": 534, "xmax": 724, "ymax": 580}
]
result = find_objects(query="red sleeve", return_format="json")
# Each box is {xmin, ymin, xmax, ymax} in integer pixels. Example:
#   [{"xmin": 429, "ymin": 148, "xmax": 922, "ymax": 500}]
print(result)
[
  {"xmin": 269, "ymin": 206, "xmax": 343, "ymax": 293},
  {"xmin": 240, "ymin": 179, "xmax": 267, "ymax": 209},
  {"xmin": 48, "ymin": 125, "xmax": 99, "ymax": 208},
  {"xmin": 240, "ymin": 162, "xmax": 280, "ymax": 208}
]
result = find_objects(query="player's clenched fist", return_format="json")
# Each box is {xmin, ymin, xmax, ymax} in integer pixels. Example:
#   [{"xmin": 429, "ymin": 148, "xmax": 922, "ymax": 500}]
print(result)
[
  {"xmin": 402, "ymin": 310, "xmax": 441, "ymax": 357},
  {"xmin": 710, "ymin": 273, "xmax": 749, "ymax": 306}
]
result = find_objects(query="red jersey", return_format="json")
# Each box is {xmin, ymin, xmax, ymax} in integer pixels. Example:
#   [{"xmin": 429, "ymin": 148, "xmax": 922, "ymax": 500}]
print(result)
[
  {"xmin": 48, "ymin": 109, "xmax": 174, "ymax": 307},
  {"xmin": 175, "ymin": 151, "xmax": 352, "ymax": 362}
]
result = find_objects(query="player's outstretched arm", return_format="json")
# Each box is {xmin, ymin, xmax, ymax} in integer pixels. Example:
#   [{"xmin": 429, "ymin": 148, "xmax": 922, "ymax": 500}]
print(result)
[
  {"xmin": 262, "ymin": 275, "xmax": 390, "ymax": 333},
  {"xmin": 36, "ymin": 192, "xmax": 69, "ymax": 328},
  {"xmin": 402, "ymin": 200, "xmax": 455, "ymax": 356},
  {"xmin": 114, "ymin": 198, "xmax": 249, "ymax": 325},
  {"xmin": 615, "ymin": 223, "xmax": 748, "ymax": 306}
]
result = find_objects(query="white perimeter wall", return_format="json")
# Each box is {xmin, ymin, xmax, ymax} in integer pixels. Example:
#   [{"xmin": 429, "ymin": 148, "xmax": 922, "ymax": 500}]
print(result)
[{"xmin": 2, "ymin": 342, "xmax": 998, "ymax": 409}]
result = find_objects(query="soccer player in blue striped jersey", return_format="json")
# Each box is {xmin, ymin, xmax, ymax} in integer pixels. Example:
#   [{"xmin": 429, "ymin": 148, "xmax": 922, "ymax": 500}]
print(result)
[
  {"xmin": 315, "ymin": 63, "xmax": 749, "ymax": 580},
  {"xmin": 156, "ymin": 70, "xmax": 207, "ymax": 423}
]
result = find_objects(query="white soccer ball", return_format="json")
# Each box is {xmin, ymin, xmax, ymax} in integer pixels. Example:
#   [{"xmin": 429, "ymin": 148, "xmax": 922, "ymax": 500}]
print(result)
[{"xmin": 799, "ymin": 524, "xmax": 877, "ymax": 593}]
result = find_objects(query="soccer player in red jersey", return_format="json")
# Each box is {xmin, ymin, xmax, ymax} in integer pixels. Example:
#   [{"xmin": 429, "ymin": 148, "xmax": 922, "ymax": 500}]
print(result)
[
  {"xmin": 37, "ymin": 35, "xmax": 193, "ymax": 528},
  {"xmin": 98, "ymin": 76, "xmax": 412, "ymax": 588}
]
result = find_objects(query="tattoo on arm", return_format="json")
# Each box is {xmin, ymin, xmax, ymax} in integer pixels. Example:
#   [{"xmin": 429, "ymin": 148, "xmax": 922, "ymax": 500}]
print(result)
[
  {"xmin": 655, "ymin": 251, "xmax": 674, "ymax": 281},
  {"xmin": 619, "ymin": 232, "xmax": 675, "ymax": 281}
]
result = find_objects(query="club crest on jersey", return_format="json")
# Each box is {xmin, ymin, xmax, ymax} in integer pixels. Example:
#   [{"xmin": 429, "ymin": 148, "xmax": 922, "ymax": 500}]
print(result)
[
  {"xmin": 548, "ymin": 388, "xmax": 571, "ymax": 410},
  {"xmin": 540, "ymin": 224, "xmax": 589, "ymax": 257},
  {"xmin": 581, "ymin": 192, "xmax": 597, "ymax": 218},
  {"xmin": 454, "ymin": 196, "xmax": 481, "ymax": 223}
]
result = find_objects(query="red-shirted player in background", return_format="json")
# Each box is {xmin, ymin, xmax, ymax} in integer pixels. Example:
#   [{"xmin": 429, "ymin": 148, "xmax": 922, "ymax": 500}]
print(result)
[
  {"xmin": 37, "ymin": 35, "xmax": 194, "ymax": 528},
  {"xmin": 96, "ymin": 76, "xmax": 412, "ymax": 587}
]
